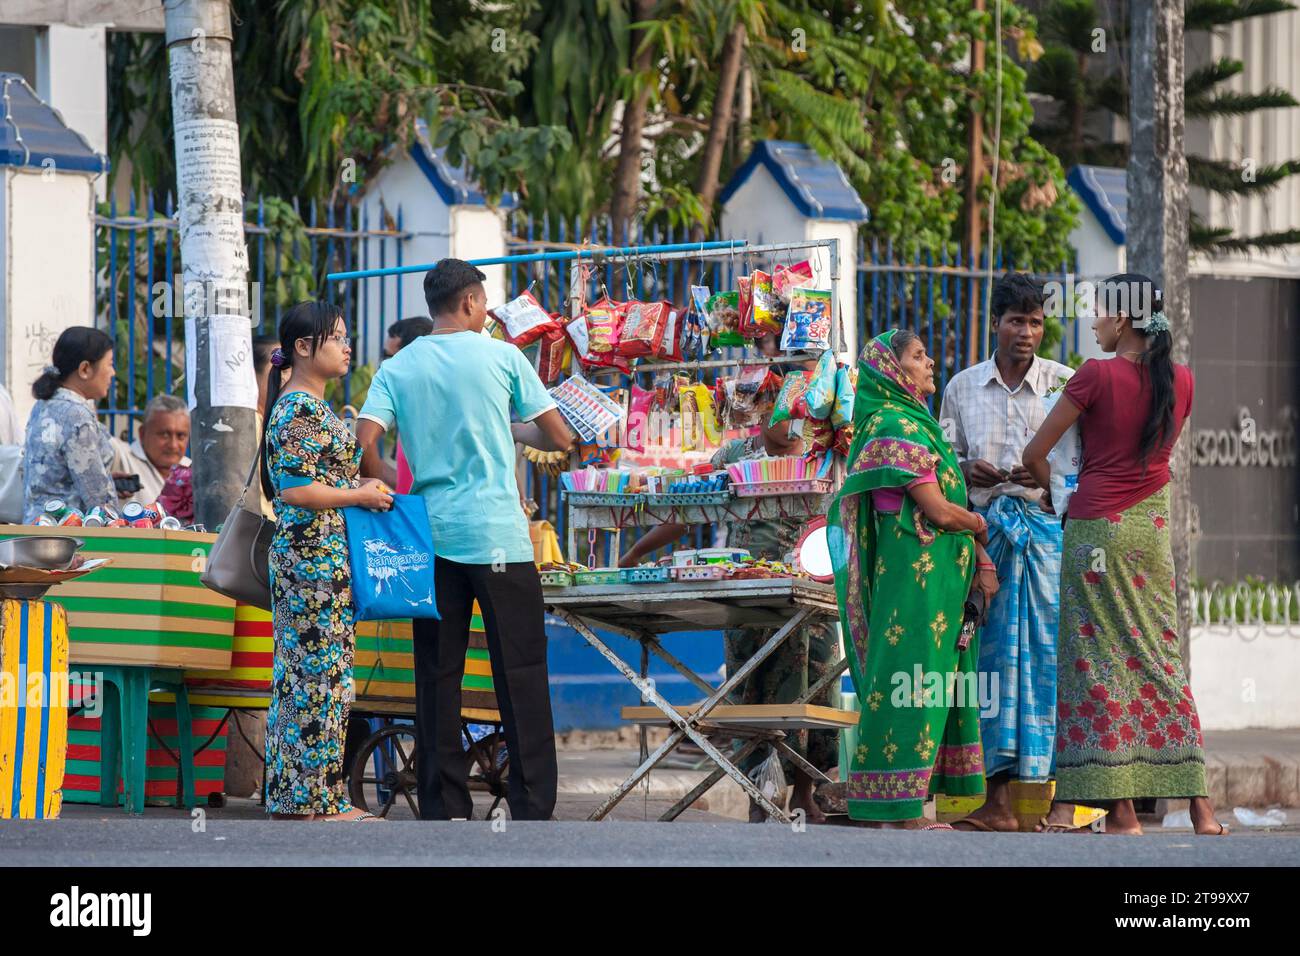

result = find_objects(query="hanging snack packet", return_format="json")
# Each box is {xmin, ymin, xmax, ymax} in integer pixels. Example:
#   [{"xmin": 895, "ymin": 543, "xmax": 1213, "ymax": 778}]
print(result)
[
  {"xmin": 626, "ymin": 383, "xmax": 654, "ymax": 453},
  {"xmin": 772, "ymin": 260, "xmax": 814, "ymax": 302},
  {"xmin": 737, "ymin": 275, "xmax": 754, "ymax": 336},
  {"xmin": 804, "ymin": 349, "xmax": 838, "ymax": 419},
  {"xmin": 706, "ymin": 290, "xmax": 745, "ymax": 347},
  {"xmin": 618, "ymin": 300, "xmax": 670, "ymax": 357},
  {"xmin": 656, "ymin": 305, "xmax": 684, "ymax": 361},
  {"xmin": 580, "ymin": 301, "xmax": 631, "ymax": 372},
  {"xmin": 565, "ymin": 313, "xmax": 591, "ymax": 359},
  {"xmin": 729, "ymin": 364, "xmax": 770, "ymax": 427},
  {"xmin": 538, "ymin": 324, "xmax": 572, "ymax": 385},
  {"xmin": 746, "ymin": 270, "xmax": 785, "ymax": 338},
  {"xmin": 490, "ymin": 290, "xmax": 559, "ymax": 346},
  {"xmin": 806, "ymin": 415, "xmax": 835, "ymax": 455},
  {"xmin": 679, "ymin": 383, "xmax": 721, "ymax": 450},
  {"xmin": 833, "ymin": 422, "xmax": 854, "ymax": 458},
  {"xmin": 830, "ymin": 363, "xmax": 856, "ymax": 428},
  {"xmin": 770, "ymin": 371, "xmax": 810, "ymax": 426},
  {"xmin": 781, "ymin": 286, "xmax": 832, "ymax": 351}
]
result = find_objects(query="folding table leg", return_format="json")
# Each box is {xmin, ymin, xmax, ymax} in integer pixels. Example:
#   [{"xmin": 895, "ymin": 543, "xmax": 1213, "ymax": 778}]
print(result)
[{"xmin": 559, "ymin": 607, "xmax": 812, "ymax": 823}]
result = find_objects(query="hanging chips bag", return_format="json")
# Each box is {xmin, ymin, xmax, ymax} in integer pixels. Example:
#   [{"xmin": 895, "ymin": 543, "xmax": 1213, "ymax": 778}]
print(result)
[
  {"xmin": 579, "ymin": 301, "xmax": 631, "ymax": 372},
  {"xmin": 770, "ymin": 371, "xmax": 810, "ymax": 426},
  {"xmin": 737, "ymin": 276, "xmax": 754, "ymax": 335},
  {"xmin": 538, "ymin": 324, "xmax": 572, "ymax": 385},
  {"xmin": 728, "ymin": 364, "xmax": 771, "ymax": 428},
  {"xmin": 705, "ymin": 290, "xmax": 745, "ymax": 347},
  {"xmin": 618, "ymin": 300, "xmax": 670, "ymax": 358},
  {"xmin": 833, "ymin": 422, "xmax": 854, "ymax": 457},
  {"xmin": 679, "ymin": 382, "xmax": 721, "ymax": 450},
  {"xmin": 772, "ymin": 260, "xmax": 814, "ymax": 302},
  {"xmin": 805, "ymin": 349, "xmax": 838, "ymax": 420},
  {"xmin": 831, "ymin": 363, "xmax": 856, "ymax": 428},
  {"xmin": 491, "ymin": 290, "xmax": 559, "ymax": 347},
  {"xmin": 565, "ymin": 313, "xmax": 591, "ymax": 359},
  {"xmin": 807, "ymin": 416, "xmax": 835, "ymax": 455},
  {"xmin": 781, "ymin": 286, "xmax": 832, "ymax": 351},
  {"xmin": 746, "ymin": 270, "xmax": 785, "ymax": 338}
]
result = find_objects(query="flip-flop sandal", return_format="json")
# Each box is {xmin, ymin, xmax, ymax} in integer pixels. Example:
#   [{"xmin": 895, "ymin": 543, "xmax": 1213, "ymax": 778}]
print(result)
[
  {"xmin": 1036, "ymin": 815, "xmax": 1104, "ymax": 834},
  {"xmin": 950, "ymin": 816, "xmax": 1015, "ymax": 832},
  {"xmin": 917, "ymin": 822, "xmax": 954, "ymax": 831},
  {"xmin": 1197, "ymin": 822, "xmax": 1229, "ymax": 836}
]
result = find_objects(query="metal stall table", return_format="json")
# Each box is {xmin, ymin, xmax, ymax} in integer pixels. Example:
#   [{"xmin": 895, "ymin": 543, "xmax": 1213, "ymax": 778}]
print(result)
[{"xmin": 545, "ymin": 578, "xmax": 850, "ymax": 823}]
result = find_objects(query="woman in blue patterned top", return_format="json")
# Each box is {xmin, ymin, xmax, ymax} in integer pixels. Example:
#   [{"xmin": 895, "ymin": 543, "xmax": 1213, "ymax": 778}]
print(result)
[
  {"xmin": 260, "ymin": 301, "xmax": 393, "ymax": 821},
  {"xmin": 22, "ymin": 327, "xmax": 118, "ymax": 523}
]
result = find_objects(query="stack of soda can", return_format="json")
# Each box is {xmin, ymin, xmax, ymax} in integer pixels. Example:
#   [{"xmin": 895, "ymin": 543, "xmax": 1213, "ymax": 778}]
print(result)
[{"xmin": 36, "ymin": 499, "xmax": 187, "ymax": 530}]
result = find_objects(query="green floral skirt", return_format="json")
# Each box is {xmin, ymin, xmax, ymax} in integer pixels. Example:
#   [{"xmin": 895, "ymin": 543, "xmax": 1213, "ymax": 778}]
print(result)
[{"xmin": 1055, "ymin": 486, "xmax": 1207, "ymax": 802}]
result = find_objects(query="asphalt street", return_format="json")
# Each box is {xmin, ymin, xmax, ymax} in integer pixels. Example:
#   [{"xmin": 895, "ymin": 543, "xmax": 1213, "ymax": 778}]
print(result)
[{"xmin": 4, "ymin": 818, "xmax": 1298, "ymax": 866}]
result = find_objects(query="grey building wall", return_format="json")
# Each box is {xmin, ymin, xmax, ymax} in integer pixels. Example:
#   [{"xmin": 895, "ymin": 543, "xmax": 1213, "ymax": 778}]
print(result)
[{"xmin": 1188, "ymin": 275, "xmax": 1300, "ymax": 583}]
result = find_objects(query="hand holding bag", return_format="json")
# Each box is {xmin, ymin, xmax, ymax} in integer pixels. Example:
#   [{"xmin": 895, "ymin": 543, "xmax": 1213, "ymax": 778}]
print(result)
[
  {"xmin": 201, "ymin": 446, "xmax": 275, "ymax": 610},
  {"xmin": 342, "ymin": 494, "xmax": 439, "ymax": 622}
]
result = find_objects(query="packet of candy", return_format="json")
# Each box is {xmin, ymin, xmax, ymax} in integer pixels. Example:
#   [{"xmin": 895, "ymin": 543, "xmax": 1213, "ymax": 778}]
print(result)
[
  {"xmin": 830, "ymin": 363, "xmax": 856, "ymax": 428},
  {"xmin": 805, "ymin": 349, "xmax": 838, "ymax": 419},
  {"xmin": 490, "ymin": 290, "xmax": 559, "ymax": 346},
  {"xmin": 746, "ymin": 270, "xmax": 785, "ymax": 337},
  {"xmin": 580, "ymin": 301, "xmax": 631, "ymax": 372},
  {"xmin": 618, "ymin": 300, "xmax": 670, "ymax": 357},
  {"xmin": 728, "ymin": 364, "xmax": 771, "ymax": 427},
  {"xmin": 772, "ymin": 260, "xmax": 814, "ymax": 301},
  {"xmin": 626, "ymin": 384, "xmax": 654, "ymax": 452},
  {"xmin": 538, "ymin": 324, "xmax": 572, "ymax": 385},
  {"xmin": 770, "ymin": 371, "xmax": 810, "ymax": 426},
  {"xmin": 781, "ymin": 286, "xmax": 832, "ymax": 351},
  {"xmin": 737, "ymin": 276, "xmax": 754, "ymax": 336},
  {"xmin": 686, "ymin": 285, "xmax": 710, "ymax": 357},
  {"xmin": 705, "ymin": 290, "xmax": 744, "ymax": 347}
]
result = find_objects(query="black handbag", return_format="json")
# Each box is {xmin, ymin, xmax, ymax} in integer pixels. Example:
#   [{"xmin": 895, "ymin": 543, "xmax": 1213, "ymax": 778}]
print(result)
[{"xmin": 200, "ymin": 447, "xmax": 274, "ymax": 610}]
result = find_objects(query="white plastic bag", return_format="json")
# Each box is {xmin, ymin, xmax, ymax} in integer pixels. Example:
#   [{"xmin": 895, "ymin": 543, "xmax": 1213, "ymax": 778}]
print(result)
[
  {"xmin": 1042, "ymin": 389, "xmax": 1081, "ymax": 515},
  {"xmin": 749, "ymin": 749, "xmax": 787, "ymax": 822}
]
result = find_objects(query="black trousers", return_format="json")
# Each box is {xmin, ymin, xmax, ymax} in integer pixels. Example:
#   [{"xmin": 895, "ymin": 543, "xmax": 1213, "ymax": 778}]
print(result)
[{"xmin": 412, "ymin": 557, "xmax": 557, "ymax": 820}]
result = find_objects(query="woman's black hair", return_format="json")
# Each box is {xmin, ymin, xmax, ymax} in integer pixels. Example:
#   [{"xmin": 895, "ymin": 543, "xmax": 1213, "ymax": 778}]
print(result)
[
  {"xmin": 889, "ymin": 328, "xmax": 920, "ymax": 359},
  {"xmin": 32, "ymin": 327, "xmax": 114, "ymax": 401},
  {"xmin": 1101, "ymin": 272, "xmax": 1174, "ymax": 467},
  {"xmin": 259, "ymin": 300, "xmax": 343, "ymax": 500}
]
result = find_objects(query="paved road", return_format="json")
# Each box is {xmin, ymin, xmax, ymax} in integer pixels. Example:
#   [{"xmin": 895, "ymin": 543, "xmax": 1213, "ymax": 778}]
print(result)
[{"xmin": 3, "ymin": 818, "xmax": 1297, "ymax": 866}]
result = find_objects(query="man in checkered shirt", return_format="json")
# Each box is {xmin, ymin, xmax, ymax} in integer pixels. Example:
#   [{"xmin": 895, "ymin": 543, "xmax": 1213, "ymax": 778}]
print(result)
[{"xmin": 938, "ymin": 273, "xmax": 1075, "ymax": 832}]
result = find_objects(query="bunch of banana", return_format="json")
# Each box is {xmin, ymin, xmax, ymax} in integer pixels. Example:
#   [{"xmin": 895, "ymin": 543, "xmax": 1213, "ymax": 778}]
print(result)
[{"xmin": 522, "ymin": 444, "xmax": 568, "ymax": 477}]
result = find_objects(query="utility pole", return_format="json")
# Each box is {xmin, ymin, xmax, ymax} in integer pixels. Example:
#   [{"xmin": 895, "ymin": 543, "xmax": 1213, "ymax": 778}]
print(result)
[
  {"xmin": 964, "ymin": 0, "xmax": 986, "ymax": 368},
  {"xmin": 164, "ymin": 0, "xmax": 258, "ymax": 531},
  {"xmin": 1129, "ymin": 0, "xmax": 1192, "ymax": 664}
]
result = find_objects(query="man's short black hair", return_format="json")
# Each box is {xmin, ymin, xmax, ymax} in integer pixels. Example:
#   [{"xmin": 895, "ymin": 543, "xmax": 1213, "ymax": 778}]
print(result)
[
  {"xmin": 990, "ymin": 272, "xmax": 1044, "ymax": 321},
  {"xmin": 252, "ymin": 334, "xmax": 279, "ymax": 375},
  {"xmin": 387, "ymin": 316, "xmax": 435, "ymax": 349},
  {"xmin": 423, "ymin": 259, "xmax": 487, "ymax": 317}
]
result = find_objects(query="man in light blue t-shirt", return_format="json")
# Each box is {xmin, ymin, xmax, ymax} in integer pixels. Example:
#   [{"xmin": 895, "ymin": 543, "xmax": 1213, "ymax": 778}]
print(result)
[{"xmin": 357, "ymin": 259, "xmax": 573, "ymax": 821}]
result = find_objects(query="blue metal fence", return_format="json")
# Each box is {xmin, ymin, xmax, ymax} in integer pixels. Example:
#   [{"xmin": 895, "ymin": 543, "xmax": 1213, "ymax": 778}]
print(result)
[{"xmin": 95, "ymin": 193, "xmax": 408, "ymax": 437}]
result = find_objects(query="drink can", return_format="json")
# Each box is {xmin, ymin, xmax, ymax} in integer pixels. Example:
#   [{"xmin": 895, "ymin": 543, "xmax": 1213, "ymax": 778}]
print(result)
[
  {"xmin": 57, "ymin": 510, "xmax": 84, "ymax": 527},
  {"xmin": 35, "ymin": 514, "xmax": 57, "ymax": 526},
  {"xmin": 128, "ymin": 517, "xmax": 154, "ymax": 529},
  {"xmin": 106, "ymin": 518, "xmax": 129, "ymax": 528},
  {"xmin": 43, "ymin": 499, "xmax": 70, "ymax": 521},
  {"xmin": 121, "ymin": 501, "xmax": 147, "ymax": 522},
  {"xmin": 84, "ymin": 506, "xmax": 120, "ymax": 528},
  {"xmin": 158, "ymin": 516, "xmax": 182, "ymax": 531},
  {"xmin": 140, "ymin": 502, "xmax": 164, "ymax": 524}
]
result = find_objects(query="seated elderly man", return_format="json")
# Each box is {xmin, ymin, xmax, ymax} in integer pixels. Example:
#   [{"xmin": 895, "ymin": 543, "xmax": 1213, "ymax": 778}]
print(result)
[{"xmin": 111, "ymin": 394, "xmax": 192, "ymax": 505}]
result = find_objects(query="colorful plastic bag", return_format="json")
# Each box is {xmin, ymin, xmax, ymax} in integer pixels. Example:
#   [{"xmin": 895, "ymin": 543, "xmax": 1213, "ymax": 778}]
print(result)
[
  {"xmin": 770, "ymin": 371, "xmax": 810, "ymax": 426},
  {"xmin": 490, "ymin": 290, "xmax": 558, "ymax": 346},
  {"xmin": 706, "ymin": 291, "xmax": 745, "ymax": 347},
  {"xmin": 342, "ymin": 495, "xmax": 439, "ymax": 622},
  {"xmin": 746, "ymin": 270, "xmax": 785, "ymax": 337},
  {"xmin": 618, "ymin": 301, "xmax": 670, "ymax": 357},
  {"xmin": 805, "ymin": 350, "xmax": 838, "ymax": 419},
  {"xmin": 831, "ymin": 363, "xmax": 856, "ymax": 428}
]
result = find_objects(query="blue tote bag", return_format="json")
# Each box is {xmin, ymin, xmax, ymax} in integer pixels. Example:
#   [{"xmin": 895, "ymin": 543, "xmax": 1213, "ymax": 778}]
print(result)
[{"xmin": 342, "ymin": 493, "xmax": 440, "ymax": 621}]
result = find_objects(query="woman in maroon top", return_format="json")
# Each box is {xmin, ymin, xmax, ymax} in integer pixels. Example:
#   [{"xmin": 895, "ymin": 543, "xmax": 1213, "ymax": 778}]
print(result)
[{"xmin": 1023, "ymin": 274, "xmax": 1223, "ymax": 836}]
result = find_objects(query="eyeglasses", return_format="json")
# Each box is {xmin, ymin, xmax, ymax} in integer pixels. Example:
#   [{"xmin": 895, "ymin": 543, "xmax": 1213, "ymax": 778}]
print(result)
[{"xmin": 325, "ymin": 333, "xmax": 351, "ymax": 347}]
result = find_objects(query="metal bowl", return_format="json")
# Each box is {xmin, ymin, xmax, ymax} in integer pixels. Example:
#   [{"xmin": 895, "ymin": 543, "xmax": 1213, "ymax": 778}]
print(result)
[{"xmin": 0, "ymin": 536, "xmax": 83, "ymax": 570}]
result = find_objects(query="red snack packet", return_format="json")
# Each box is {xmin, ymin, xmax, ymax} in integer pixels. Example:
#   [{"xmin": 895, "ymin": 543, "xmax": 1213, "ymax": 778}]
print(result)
[
  {"xmin": 745, "ymin": 270, "xmax": 784, "ymax": 337},
  {"xmin": 737, "ymin": 276, "xmax": 753, "ymax": 337},
  {"xmin": 538, "ymin": 323, "xmax": 572, "ymax": 385},
  {"xmin": 772, "ymin": 260, "xmax": 814, "ymax": 301},
  {"xmin": 617, "ymin": 301, "xmax": 670, "ymax": 357}
]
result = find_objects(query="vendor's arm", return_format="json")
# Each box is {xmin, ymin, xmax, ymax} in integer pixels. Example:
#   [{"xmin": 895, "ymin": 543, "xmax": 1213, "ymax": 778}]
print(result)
[
  {"xmin": 618, "ymin": 522, "xmax": 688, "ymax": 568},
  {"xmin": 909, "ymin": 482, "xmax": 987, "ymax": 541},
  {"xmin": 511, "ymin": 408, "xmax": 576, "ymax": 453},
  {"xmin": 355, "ymin": 368, "xmax": 399, "ymax": 485}
]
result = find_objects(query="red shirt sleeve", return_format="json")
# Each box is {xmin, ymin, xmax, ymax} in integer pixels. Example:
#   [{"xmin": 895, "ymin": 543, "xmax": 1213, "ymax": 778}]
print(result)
[
  {"xmin": 1179, "ymin": 365, "xmax": 1195, "ymax": 420},
  {"xmin": 1063, "ymin": 358, "xmax": 1102, "ymax": 412}
]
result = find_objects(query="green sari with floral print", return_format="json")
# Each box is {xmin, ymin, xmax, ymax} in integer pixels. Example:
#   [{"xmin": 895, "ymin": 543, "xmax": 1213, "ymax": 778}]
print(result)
[{"xmin": 828, "ymin": 330, "xmax": 984, "ymax": 821}]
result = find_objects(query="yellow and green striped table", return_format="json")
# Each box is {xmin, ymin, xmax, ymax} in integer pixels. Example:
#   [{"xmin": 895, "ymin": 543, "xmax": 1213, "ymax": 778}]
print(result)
[
  {"xmin": 0, "ymin": 600, "xmax": 69, "ymax": 819},
  {"xmin": 0, "ymin": 526, "xmax": 235, "ymax": 671}
]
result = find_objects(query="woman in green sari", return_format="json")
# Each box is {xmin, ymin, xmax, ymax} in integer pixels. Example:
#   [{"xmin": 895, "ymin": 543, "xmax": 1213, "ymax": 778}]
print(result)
[{"xmin": 829, "ymin": 330, "xmax": 999, "ymax": 826}]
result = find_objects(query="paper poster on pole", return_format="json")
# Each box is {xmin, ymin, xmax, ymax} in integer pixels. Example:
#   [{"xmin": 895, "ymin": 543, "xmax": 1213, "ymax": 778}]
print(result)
[
  {"xmin": 184, "ymin": 315, "xmax": 198, "ymax": 410},
  {"xmin": 173, "ymin": 119, "xmax": 249, "ymax": 278},
  {"xmin": 208, "ymin": 315, "xmax": 259, "ymax": 410}
]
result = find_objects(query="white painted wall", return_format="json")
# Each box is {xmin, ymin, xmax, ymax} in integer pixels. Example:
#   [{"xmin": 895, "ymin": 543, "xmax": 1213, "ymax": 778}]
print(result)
[
  {"xmin": 34, "ymin": 24, "xmax": 107, "ymax": 200},
  {"xmin": 1, "ymin": 168, "xmax": 98, "ymax": 424},
  {"xmin": 719, "ymin": 163, "xmax": 860, "ymax": 359},
  {"xmin": 1066, "ymin": 210, "xmax": 1125, "ymax": 361},
  {"xmin": 1190, "ymin": 625, "xmax": 1300, "ymax": 730}
]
